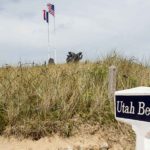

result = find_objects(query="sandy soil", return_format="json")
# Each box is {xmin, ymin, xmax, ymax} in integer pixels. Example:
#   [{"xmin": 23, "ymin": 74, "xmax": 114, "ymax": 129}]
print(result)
[
  {"xmin": 0, "ymin": 135, "xmax": 103, "ymax": 150},
  {"xmin": 0, "ymin": 125, "xmax": 135, "ymax": 150},
  {"xmin": 0, "ymin": 134, "xmax": 134, "ymax": 150}
]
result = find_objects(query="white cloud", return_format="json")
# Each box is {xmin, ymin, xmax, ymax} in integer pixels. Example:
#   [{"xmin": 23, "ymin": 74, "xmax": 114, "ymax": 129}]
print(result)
[{"xmin": 0, "ymin": 0, "xmax": 150, "ymax": 65}]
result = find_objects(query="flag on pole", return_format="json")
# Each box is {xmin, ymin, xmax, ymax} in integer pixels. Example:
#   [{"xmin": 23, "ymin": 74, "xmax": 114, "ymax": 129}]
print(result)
[
  {"xmin": 46, "ymin": 11, "xmax": 49, "ymax": 23},
  {"xmin": 43, "ymin": 10, "xmax": 46, "ymax": 20},
  {"xmin": 43, "ymin": 10, "xmax": 49, "ymax": 23},
  {"xmin": 47, "ymin": 3, "xmax": 55, "ymax": 16}
]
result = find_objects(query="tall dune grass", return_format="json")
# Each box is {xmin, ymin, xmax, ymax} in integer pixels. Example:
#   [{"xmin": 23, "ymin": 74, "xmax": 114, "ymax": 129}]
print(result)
[{"xmin": 0, "ymin": 53, "xmax": 149, "ymax": 139}]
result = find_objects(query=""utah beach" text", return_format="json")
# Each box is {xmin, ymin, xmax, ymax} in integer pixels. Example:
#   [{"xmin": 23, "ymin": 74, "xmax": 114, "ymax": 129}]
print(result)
[{"xmin": 117, "ymin": 101, "xmax": 150, "ymax": 116}]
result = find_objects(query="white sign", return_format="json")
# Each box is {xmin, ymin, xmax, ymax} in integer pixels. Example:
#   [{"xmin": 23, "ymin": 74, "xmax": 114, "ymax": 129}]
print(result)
[{"xmin": 115, "ymin": 87, "xmax": 150, "ymax": 150}]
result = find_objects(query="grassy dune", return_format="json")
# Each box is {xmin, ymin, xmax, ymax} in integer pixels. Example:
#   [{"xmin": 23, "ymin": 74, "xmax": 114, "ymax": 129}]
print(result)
[{"xmin": 0, "ymin": 53, "xmax": 149, "ymax": 140}]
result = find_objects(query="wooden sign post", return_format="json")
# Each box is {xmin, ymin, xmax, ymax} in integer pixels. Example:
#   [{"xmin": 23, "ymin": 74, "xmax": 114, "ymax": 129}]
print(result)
[
  {"xmin": 115, "ymin": 87, "xmax": 150, "ymax": 150},
  {"xmin": 108, "ymin": 66, "xmax": 117, "ymax": 99}
]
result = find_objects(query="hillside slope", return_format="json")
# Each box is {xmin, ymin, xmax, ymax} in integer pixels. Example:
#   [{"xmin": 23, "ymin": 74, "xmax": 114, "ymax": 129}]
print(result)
[{"xmin": 0, "ymin": 54, "xmax": 148, "ymax": 148}]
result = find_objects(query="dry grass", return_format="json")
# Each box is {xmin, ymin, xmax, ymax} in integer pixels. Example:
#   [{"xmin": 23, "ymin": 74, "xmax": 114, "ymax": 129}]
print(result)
[{"xmin": 0, "ymin": 53, "xmax": 149, "ymax": 140}]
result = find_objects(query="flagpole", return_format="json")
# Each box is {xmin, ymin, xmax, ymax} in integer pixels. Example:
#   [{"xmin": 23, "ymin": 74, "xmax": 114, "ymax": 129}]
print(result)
[
  {"xmin": 54, "ymin": 16, "xmax": 57, "ymax": 64},
  {"xmin": 46, "ymin": 3, "xmax": 56, "ymax": 64},
  {"xmin": 48, "ymin": 20, "xmax": 50, "ymax": 61}
]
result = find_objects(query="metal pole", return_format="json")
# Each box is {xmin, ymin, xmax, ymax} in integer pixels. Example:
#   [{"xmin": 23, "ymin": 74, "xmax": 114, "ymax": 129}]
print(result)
[
  {"xmin": 54, "ymin": 16, "xmax": 57, "ymax": 64},
  {"xmin": 48, "ymin": 21, "xmax": 50, "ymax": 60}
]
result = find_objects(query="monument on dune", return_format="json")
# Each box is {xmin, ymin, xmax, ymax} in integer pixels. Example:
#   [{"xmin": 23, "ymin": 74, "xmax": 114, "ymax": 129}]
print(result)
[{"xmin": 66, "ymin": 52, "xmax": 83, "ymax": 63}]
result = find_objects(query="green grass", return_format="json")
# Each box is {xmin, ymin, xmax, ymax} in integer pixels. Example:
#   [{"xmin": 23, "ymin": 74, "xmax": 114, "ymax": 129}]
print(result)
[{"xmin": 0, "ymin": 53, "xmax": 149, "ymax": 140}]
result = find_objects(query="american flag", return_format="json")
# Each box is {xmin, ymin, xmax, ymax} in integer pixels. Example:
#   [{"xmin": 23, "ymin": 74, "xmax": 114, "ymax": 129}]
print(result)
[{"xmin": 47, "ymin": 3, "xmax": 55, "ymax": 16}]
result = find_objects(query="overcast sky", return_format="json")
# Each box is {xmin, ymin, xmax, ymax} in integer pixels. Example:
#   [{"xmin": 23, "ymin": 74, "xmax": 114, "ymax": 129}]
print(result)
[{"xmin": 0, "ymin": 0, "xmax": 150, "ymax": 65}]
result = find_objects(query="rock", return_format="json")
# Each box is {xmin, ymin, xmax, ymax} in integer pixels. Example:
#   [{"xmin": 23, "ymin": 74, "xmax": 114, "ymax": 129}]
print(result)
[
  {"xmin": 58, "ymin": 147, "xmax": 73, "ymax": 150},
  {"xmin": 59, "ymin": 143, "xmax": 109, "ymax": 150},
  {"xmin": 99, "ymin": 142, "xmax": 109, "ymax": 150},
  {"xmin": 109, "ymin": 144, "xmax": 123, "ymax": 150},
  {"xmin": 73, "ymin": 145, "xmax": 81, "ymax": 150}
]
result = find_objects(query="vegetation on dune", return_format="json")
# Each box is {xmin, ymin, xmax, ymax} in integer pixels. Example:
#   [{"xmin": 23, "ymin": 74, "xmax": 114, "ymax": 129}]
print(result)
[{"xmin": 0, "ymin": 53, "xmax": 149, "ymax": 140}]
